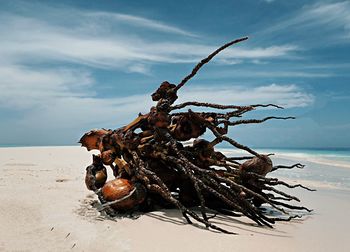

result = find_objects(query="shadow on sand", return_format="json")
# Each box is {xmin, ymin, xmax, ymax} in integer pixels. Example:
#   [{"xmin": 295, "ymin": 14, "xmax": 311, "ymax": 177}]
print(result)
[{"xmin": 76, "ymin": 194, "xmax": 312, "ymax": 236}]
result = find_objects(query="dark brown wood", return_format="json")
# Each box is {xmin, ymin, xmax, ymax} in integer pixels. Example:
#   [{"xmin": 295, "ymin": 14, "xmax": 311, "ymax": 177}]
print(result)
[
  {"xmin": 80, "ymin": 37, "xmax": 313, "ymax": 234},
  {"xmin": 85, "ymin": 155, "xmax": 107, "ymax": 191},
  {"xmin": 101, "ymin": 178, "xmax": 146, "ymax": 210},
  {"xmin": 79, "ymin": 129, "xmax": 109, "ymax": 151}
]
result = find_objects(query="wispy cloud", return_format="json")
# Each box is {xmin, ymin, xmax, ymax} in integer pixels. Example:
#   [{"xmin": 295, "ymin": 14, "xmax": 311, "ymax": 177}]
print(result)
[
  {"xmin": 0, "ymin": 84, "xmax": 313, "ymax": 144},
  {"xmin": 0, "ymin": 65, "xmax": 313, "ymax": 120},
  {"xmin": 0, "ymin": 2, "xmax": 316, "ymax": 146},
  {"xmin": 0, "ymin": 4, "xmax": 311, "ymax": 118},
  {"xmin": 0, "ymin": 63, "xmax": 313, "ymax": 128},
  {"xmin": 262, "ymin": 1, "xmax": 350, "ymax": 42},
  {"xmin": 0, "ymin": 63, "xmax": 152, "ymax": 137},
  {"xmin": 201, "ymin": 69, "xmax": 333, "ymax": 79},
  {"xmin": 0, "ymin": 6, "xmax": 299, "ymax": 73},
  {"xmin": 86, "ymin": 12, "xmax": 198, "ymax": 37},
  {"xmin": 0, "ymin": 64, "xmax": 94, "ymax": 109},
  {"xmin": 149, "ymin": 43, "xmax": 298, "ymax": 63},
  {"xmin": 0, "ymin": 81, "xmax": 313, "ymax": 145},
  {"xmin": 177, "ymin": 84, "xmax": 314, "ymax": 108}
]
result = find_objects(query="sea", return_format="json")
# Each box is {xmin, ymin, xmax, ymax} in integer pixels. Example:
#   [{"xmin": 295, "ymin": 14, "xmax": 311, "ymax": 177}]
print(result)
[
  {"xmin": 219, "ymin": 147, "xmax": 350, "ymax": 191},
  {"xmin": 1, "ymin": 145, "xmax": 350, "ymax": 191}
]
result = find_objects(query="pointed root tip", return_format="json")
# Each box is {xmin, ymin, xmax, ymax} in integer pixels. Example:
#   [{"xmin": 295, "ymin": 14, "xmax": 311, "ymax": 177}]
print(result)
[
  {"xmin": 232, "ymin": 36, "xmax": 248, "ymax": 43},
  {"xmin": 293, "ymin": 215, "xmax": 303, "ymax": 219}
]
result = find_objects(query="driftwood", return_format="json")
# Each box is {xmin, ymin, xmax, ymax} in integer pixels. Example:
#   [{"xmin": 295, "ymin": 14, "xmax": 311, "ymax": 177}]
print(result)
[{"xmin": 79, "ymin": 37, "xmax": 314, "ymax": 234}]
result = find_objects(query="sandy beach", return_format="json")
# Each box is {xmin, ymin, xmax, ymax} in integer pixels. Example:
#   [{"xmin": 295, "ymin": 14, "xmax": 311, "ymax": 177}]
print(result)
[{"xmin": 0, "ymin": 146, "xmax": 349, "ymax": 252}]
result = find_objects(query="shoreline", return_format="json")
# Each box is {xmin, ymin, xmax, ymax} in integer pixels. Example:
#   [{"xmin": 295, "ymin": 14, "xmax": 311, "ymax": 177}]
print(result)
[
  {"xmin": 219, "ymin": 148, "xmax": 350, "ymax": 169},
  {"xmin": 1, "ymin": 147, "xmax": 349, "ymax": 251},
  {"xmin": 2, "ymin": 145, "xmax": 349, "ymax": 169}
]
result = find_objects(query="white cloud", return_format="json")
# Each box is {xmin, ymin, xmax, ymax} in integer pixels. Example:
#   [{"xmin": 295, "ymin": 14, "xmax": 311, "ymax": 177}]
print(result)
[
  {"xmin": 86, "ymin": 12, "xmax": 198, "ymax": 37},
  {"xmin": 0, "ymin": 61, "xmax": 313, "ymax": 144},
  {"xmin": 177, "ymin": 84, "xmax": 314, "ymax": 108},
  {"xmin": 0, "ymin": 65, "xmax": 313, "ymax": 132},
  {"xmin": 145, "ymin": 43, "xmax": 298, "ymax": 63},
  {"xmin": 0, "ymin": 8, "xmax": 299, "ymax": 72},
  {"xmin": 203, "ymin": 69, "xmax": 332, "ymax": 79},
  {"xmin": 127, "ymin": 63, "xmax": 152, "ymax": 75},
  {"xmin": 262, "ymin": 1, "xmax": 350, "ymax": 41},
  {"xmin": 21, "ymin": 95, "xmax": 153, "ymax": 130},
  {"xmin": 306, "ymin": 1, "xmax": 350, "ymax": 27},
  {"xmin": 0, "ymin": 61, "xmax": 313, "ymax": 114},
  {"xmin": 39, "ymin": 84, "xmax": 312, "ymax": 129},
  {"xmin": 0, "ymin": 64, "xmax": 94, "ymax": 109},
  {"xmin": 0, "ymin": 3, "xmax": 311, "ymax": 145},
  {"xmin": 0, "ymin": 64, "xmax": 152, "ymax": 132}
]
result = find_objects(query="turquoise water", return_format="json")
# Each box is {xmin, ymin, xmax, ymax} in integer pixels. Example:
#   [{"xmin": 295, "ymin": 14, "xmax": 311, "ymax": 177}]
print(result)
[
  {"xmin": 257, "ymin": 148, "xmax": 350, "ymax": 163},
  {"xmin": 263, "ymin": 148, "xmax": 350, "ymax": 190},
  {"xmin": 220, "ymin": 147, "xmax": 350, "ymax": 191}
]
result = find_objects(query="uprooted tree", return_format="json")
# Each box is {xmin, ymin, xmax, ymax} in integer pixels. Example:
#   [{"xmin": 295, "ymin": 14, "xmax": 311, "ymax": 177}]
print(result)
[{"xmin": 79, "ymin": 37, "xmax": 314, "ymax": 234}]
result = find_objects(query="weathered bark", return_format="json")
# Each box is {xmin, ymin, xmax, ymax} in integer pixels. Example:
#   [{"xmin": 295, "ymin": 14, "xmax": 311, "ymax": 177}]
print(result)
[{"xmin": 80, "ymin": 37, "xmax": 314, "ymax": 234}]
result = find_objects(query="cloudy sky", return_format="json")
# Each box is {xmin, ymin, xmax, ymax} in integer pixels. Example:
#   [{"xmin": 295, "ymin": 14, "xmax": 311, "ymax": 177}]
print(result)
[{"xmin": 0, "ymin": 0, "xmax": 349, "ymax": 148}]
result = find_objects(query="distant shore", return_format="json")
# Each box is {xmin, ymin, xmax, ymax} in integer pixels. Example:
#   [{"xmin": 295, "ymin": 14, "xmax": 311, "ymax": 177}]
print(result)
[{"xmin": 0, "ymin": 146, "xmax": 349, "ymax": 251}]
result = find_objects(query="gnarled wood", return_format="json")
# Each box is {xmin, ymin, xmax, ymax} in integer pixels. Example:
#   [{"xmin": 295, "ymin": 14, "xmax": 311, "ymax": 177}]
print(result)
[{"xmin": 80, "ymin": 37, "xmax": 313, "ymax": 234}]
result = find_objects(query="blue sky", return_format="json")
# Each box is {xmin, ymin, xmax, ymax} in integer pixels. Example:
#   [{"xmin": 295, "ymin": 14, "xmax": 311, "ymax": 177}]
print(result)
[{"xmin": 0, "ymin": 0, "xmax": 349, "ymax": 148}]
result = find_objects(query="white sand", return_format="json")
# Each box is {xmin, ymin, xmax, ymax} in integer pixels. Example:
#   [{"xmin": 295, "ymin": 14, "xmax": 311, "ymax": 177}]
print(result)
[{"xmin": 0, "ymin": 146, "xmax": 349, "ymax": 252}]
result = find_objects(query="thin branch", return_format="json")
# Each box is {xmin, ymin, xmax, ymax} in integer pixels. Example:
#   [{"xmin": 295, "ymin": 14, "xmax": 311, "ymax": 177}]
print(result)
[
  {"xmin": 220, "ymin": 116, "xmax": 295, "ymax": 127},
  {"xmin": 175, "ymin": 37, "xmax": 248, "ymax": 91},
  {"xmin": 272, "ymin": 163, "xmax": 305, "ymax": 172}
]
